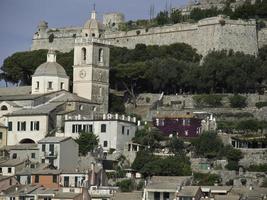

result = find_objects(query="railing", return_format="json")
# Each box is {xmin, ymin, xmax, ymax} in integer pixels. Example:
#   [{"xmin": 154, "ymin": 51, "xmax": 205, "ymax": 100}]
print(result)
[{"xmin": 44, "ymin": 151, "xmax": 58, "ymax": 158}]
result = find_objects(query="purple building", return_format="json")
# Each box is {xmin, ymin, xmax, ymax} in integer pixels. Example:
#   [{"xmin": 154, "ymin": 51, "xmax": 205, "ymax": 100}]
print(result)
[{"xmin": 153, "ymin": 116, "xmax": 202, "ymax": 138}]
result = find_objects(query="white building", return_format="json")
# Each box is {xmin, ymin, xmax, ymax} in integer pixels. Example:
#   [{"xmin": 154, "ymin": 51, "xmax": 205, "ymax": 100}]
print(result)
[
  {"xmin": 0, "ymin": 159, "xmax": 26, "ymax": 176},
  {"xmin": 63, "ymin": 114, "xmax": 137, "ymax": 152},
  {"xmin": 38, "ymin": 137, "xmax": 78, "ymax": 170}
]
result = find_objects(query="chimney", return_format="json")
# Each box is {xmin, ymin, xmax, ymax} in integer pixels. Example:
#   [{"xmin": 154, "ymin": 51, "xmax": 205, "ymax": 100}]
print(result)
[{"xmin": 47, "ymin": 49, "xmax": 56, "ymax": 62}]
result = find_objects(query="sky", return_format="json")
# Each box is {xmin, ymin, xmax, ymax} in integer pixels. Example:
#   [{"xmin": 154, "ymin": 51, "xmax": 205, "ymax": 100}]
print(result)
[{"xmin": 0, "ymin": 0, "xmax": 188, "ymax": 87}]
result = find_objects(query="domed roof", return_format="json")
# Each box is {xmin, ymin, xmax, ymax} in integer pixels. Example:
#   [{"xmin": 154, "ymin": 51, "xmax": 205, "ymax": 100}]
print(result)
[
  {"xmin": 83, "ymin": 10, "xmax": 105, "ymax": 31},
  {"xmin": 33, "ymin": 62, "xmax": 68, "ymax": 78},
  {"xmin": 33, "ymin": 49, "xmax": 68, "ymax": 78}
]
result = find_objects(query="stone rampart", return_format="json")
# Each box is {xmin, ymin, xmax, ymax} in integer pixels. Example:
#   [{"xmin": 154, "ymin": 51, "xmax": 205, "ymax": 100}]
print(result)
[{"xmin": 31, "ymin": 16, "xmax": 259, "ymax": 56}]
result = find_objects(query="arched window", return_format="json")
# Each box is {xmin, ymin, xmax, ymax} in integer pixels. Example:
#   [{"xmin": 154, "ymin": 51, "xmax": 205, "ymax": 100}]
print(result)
[
  {"xmin": 12, "ymin": 153, "xmax": 17, "ymax": 159},
  {"xmin": 0, "ymin": 105, "xmax": 8, "ymax": 111},
  {"xmin": 82, "ymin": 47, "xmax": 87, "ymax": 63},
  {"xmin": 98, "ymin": 48, "xmax": 104, "ymax": 63}
]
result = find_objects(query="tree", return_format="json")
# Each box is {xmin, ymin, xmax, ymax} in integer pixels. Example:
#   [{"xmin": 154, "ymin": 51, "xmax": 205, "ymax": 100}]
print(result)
[
  {"xmin": 168, "ymin": 137, "xmax": 185, "ymax": 155},
  {"xmin": 116, "ymin": 179, "xmax": 135, "ymax": 192},
  {"xmin": 193, "ymin": 131, "xmax": 224, "ymax": 158},
  {"xmin": 75, "ymin": 132, "xmax": 99, "ymax": 156},
  {"xmin": 193, "ymin": 172, "xmax": 221, "ymax": 186},
  {"xmin": 229, "ymin": 95, "xmax": 247, "ymax": 108},
  {"xmin": 156, "ymin": 11, "xmax": 170, "ymax": 25}
]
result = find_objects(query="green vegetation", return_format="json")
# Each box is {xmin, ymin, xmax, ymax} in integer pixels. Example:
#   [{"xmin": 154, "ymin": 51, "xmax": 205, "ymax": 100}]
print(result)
[
  {"xmin": 223, "ymin": 145, "xmax": 243, "ymax": 171},
  {"xmin": 193, "ymin": 94, "xmax": 223, "ymax": 107},
  {"xmin": 116, "ymin": 179, "xmax": 135, "ymax": 192},
  {"xmin": 75, "ymin": 132, "xmax": 99, "ymax": 156},
  {"xmin": 193, "ymin": 172, "xmax": 221, "ymax": 186},
  {"xmin": 132, "ymin": 151, "xmax": 191, "ymax": 177},
  {"xmin": 255, "ymin": 101, "xmax": 267, "ymax": 109},
  {"xmin": 218, "ymin": 119, "xmax": 267, "ymax": 132},
  {"xmin": 247, "ymin": 164, "xmax": 267, "ymax": 172},
  {"xmin": 193, "ymin": 131, "xmax": 224, "ymax": 158},
  {"xmin": 109, "ymin": 94, "xmax": 125, "ymax": 114},
  {"xmin": 229, "ymin": 95, "xmax": 247, "ymax": 108}
]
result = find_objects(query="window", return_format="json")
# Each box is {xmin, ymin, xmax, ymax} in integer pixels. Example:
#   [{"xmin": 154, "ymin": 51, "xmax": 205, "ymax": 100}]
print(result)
[
  {"xmin": 42, "ymin": 144, "xmax": 46, "ymax": 151},
  {"xmin": 64, "ymin": 176, "xmax": 69, "ymax": 187},
  {"xmin": 16, "ymin": 176, "xmax": 20, "ymax": 183},
  {"xmin": 49, "ymin": 144, "xmax": 54, "ymax": 153},
  {"xmin": 30, "ymin": 121, "xmax": 39, "ymax": 131},
  {"xmin": 12, "ymin": 153, "xmax": 17, "ymax": 159},
  {"xmin": 83, "ymin": 124, "xmax": 93, "ymax": 133},
  {"xmin": 72, "ymin": 124, "xmax": 82, "ymax": 133},
  {"xmin": 48, "ymin": 81, "xmax": 53, "ymax": 89},
  {"xmin": 8, "ymin": 167, "xmax": 12, "ymax": 173},
  {"xmin": 103, "ymin": 141, "xmax": 108, "ymax": 147},
  {"xmin": 0, "ymin": 132, "xmax": 2, "ymax": 140},
  {"xmin": 27, "ymin": 175, "xmax": 31, "ymax": 184},
  {"xmin": 0, "ymin": 167, "xmax": 2, "ymax": 173},
  {"xmin": 82, "ymin": 47, "xmax": 86, "ymax": 62},
  {"xmin": 9, "ymin": 178, "xmax": 12, "ymax": 185},
  {"xmin": 122, "ymin": 126, "xmax": 125, "ymax": 135},
  {"xmin": 98, "ymin": 48, "xmax": 104, "ymax": 63},
  {"xmin": 92, "ymin": 33, "xmax": 95, "ymax": 37},
  {"xmin": 8, "ymin": 122, "xmax": 12, "ymax": 131},
  {"xmin": 53, "ymin": 175, "xmax": 57, "ymax": 183},
  {"xmin": 36, "ymin": 81, "xmax": 39, "ymax": 89},
  {"xmin": 44, "ymin": 198, "xmax": 52, "ymax": 200},
  {"xmin": 31, "ymin": 153, "xmax": 35, "ymax": 159},
  {"xmin": 1, "ymin": 105, "xmax": 8, "ymax": 111},
  {"xmin": 41, "ymin": 159, "xmax": 45, "ymax": 163},
  {"xmin": 17, "ymin": 121, "xmax": 26, "ymax": 131},
  {"xmin": 154, "ymin": 192, "xmax": 160, "ymax": 200},
  {"xmin": 60, "ymin": 82, "xmax": 64, "ymax": 90},
  {"xmin": 101, "ymin": 124, "xmax": 106, "ymax": 133},
  {"xmin": 30, "ymin": 164, "xmax": 35, "ymax": 168},
  {"xmin": 127, "ymin": 129, "xmax": 130, "ymax": 136},
  {"xmin": 35, "ymin": 175, "xmax": 39, "ymax": 183},
  {"xmin": 163, "ymin": 192, "xmax": 170, "ymax": 200}
]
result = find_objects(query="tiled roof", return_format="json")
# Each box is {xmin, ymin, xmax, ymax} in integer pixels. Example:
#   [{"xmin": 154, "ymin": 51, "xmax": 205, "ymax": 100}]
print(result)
[
  {"xmin": 146, "ymin": 176, "xmax": 192, "ymax": 190},
  {"xmin": 38, "ymin": 136, "xmax": 71, "ymax": 143},
  {"xmin": 6, "ymin": 102, "xmax": 64, "ymax": 116},
  {"xmin": 178, "ymin": 186, "xmax": 200, "ymax": 197},
  {"xmin": 1, "ymin": 144, "xmax": 38, "ymax": 151},
  {"xmin": 0, "ymin": 159, "xmax": 26, "ymax": 167},
  {"xmin": 0, "ymin": 86, "xmax": 31, "ymax": 96},
  {"xmin": 113, "ymin": 192, "xmax": 142, "ymax": 200}
]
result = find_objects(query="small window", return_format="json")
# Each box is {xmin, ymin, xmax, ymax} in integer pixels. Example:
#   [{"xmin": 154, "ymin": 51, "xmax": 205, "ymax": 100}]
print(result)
[
  {"xmin": 60, "ymin": 82, "xmax": 64, "ymax": 90},
  {"xmin": 101, "ymin": 124, "xmax": 106, "ymax": 133},
  {"xmin": 36, "ymin": 81, "xmax": 39, "ymax": 89},
  {"xmin": 163, "ymin": 192, "xmax": 170, "ymax": 200},
  {"xmin": 12, "ymin": 153, "xmax": 17, "ymax": 159},
  {"xmin": 9, "ymin": 178, "xmax": 12, "ymax": 185},
  {"xmin": 8, "ymin": 122, "xmax": 12, "ymax": 131},
  {"xmin": 48, "ymin": 81, "xmax": 53, "ymax": 90},
  {"xmin": 30, "ymin": 164, "xmax": 35, "ymax": 169},
  {"xmin": 103, "ymin": 141, "xmax": 108, "ymax": 147},
  {"xmin": 127, "ymin": 129, "xmax": 130, "ymax": 136},
  {"xmin": 98, "ymin": 48, "xmax": 104, "ymax": 63},
  {"xmin": 0, "ymin": 167, "xmax": 2, "ymax": 173},
  {"xmin": 41, "ymin": 159, "xmax": 45, "ymax": 163},
  {"xmin": 30, "ymin": 121, "xmax": 39, "ymax": 131},
  {"xmin": 31, "ymin": 153, "xmax": 35, "ymax": 159},
  {"xmin": 17, "ymin": 121, "xmax": 26, "ymax": 131},
  {"xmin": 42, "ymin": 144, "xmax": 46, "ymax": 151},
  {"xmin": 8, "ymin": 167, "xmax": 12, "ymax": 173},
  {"xmin": 0, "ymin": 105, "xmax": 8, "ymax": 111},
  {"xmin": 35, "ymin": 175, "xmax": 39, "ymax": 183},
  {"xmin": 92, "ymin": 33, "xmax": 95, "ymax": 37},
  {"xmin": 53, "ymin": 175, "xmax": 57, "ymax": 183},
  {"xmin": 122, "ymin": 126, "xmax": 125, "ymax": 135},
  {"xmin": 82, "ymin": 47, "xmax": 87, "ymax": 62},
  {"xmin": 0, "ymin": 132, "xmax": 2, "ymax": 140}
]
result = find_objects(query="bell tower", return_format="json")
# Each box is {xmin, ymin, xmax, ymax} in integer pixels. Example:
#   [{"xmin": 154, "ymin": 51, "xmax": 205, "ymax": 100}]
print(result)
[{"xmin": 72, "ymin": 37, "xmax": 110, "ymax": 114}]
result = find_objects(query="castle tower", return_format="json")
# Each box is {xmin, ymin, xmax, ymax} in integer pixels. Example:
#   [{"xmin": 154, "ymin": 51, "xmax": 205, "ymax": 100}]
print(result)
[
  {"xmin": 31, "ymin": 49, "xmax": 69, "ymax": 94},
  {"xmin": 72, "ymin": 37, "xmax": 110, "ymax": 114}
]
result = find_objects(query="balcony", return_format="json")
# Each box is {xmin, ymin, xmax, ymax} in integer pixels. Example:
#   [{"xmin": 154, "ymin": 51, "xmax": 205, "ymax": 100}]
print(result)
[{"xmin": 43, "ymin": 151, "xmax": 58, "ymax": 158}]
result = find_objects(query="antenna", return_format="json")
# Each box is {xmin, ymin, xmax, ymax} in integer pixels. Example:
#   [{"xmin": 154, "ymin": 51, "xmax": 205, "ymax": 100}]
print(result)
[{"xmin": 93, "ymin": 3, "xmax": 96, "ymax": 11}]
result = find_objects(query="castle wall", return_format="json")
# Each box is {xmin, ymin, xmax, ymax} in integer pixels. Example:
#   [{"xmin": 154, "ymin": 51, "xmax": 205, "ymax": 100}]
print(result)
[{"xmin": 31, "ymin": 16, "xmax": 259, "ymax": 56}]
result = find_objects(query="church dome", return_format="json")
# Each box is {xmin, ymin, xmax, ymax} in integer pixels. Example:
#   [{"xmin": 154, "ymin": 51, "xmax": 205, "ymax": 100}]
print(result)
[
  {"xmin": 34, "ymin": 62, "xmax": 68, "ymax": 78},
  {"xmin": 83, "ymin": 18, "xmax": 105, "ymax": 31},
  {"xmin": 33, "ymin": 50, "xmax": 68, "ymax": 78}
]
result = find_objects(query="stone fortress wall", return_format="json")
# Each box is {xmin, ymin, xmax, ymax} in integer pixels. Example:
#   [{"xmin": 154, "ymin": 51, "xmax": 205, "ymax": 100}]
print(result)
[{"xmin": 31, "ymin": 13, "xmax": 265, "ymax": 56}]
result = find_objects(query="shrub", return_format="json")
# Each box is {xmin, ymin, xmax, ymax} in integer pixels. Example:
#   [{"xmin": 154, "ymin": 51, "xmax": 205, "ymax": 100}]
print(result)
[
  {"xmin": 229, "ymin": 95, "xmax": 247, "ymax": 108},
  {"xmin": 116, "ymin": 179, "xmax": 135, "ymax": 192},
  {"xmin": 193, "ymin": 173, "xmax": 221, "ymax": 186},
  {"xmin": 193, "ymin": 94, "xmax": 223, "ymax": 107},
  {"xmin": 225, "ymin": 160, "xmax": 239, "ymax": 171},
  {"xmin": 255, "ymin": 101, "xmax": 267, "ymax": 109},
  {"xmin": 247, "ymin": 164, "xmax": 267, "ymax": 172}
]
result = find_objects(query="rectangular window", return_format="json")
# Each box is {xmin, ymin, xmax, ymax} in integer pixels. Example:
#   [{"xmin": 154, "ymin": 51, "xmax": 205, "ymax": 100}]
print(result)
[
  {"xmin": 8, "ymin": 167, "xmax": 12, "ymax": 173},
  {"xmin": 48, "ymin": 81, "xmax": 53, "ymax": 89},
  {"xmin": 101, "ymin": 124, "xmax": 106, "ymax": 133},
  {"xmin": 31, "ymin": 153, "xmax": 35, "ymax": 159},
  {"xmin": 0, "ymin": 132, "xmax": 2, "ymax": 140},
  {"xmin": 53, "ymin": 175, "xmax": 57, "ymax": 183},
  {"xmin": 72, "ymin": 124, "xmax": 76, "ymax": 133},
  {"xmin": 60, "ymin": 82, "xmax": 64, "ymax": 90},
  {"xmin": 30, "ymin": 121, "xmax": 40, "ymax": 131},
  {"xmin": 154, "ymin": 192, "xmax": 160, "ymax": 200},
  {"xmin": 163, "ymin": 192, "xmax": 170, "ymax": 200},
  {"xmin": 103, "ymin": 141, "xmax": 108, "ymax": 147},
  {"xmin": 36, "ymin": 81, "xmax": 39, "ymax": 89},
  {"xmin": 127, "ymin": 129, "xmax": 130, "ymax": 136},
  {"xmin": 42, "ymin": 144, "xmax": 46, "ymax": 151},
  {"xmin": 122, "ymin": 126, "xmax": 125, "ymax": 135},
  {"xmin": 0, "ymin": 167, "xmax": 2, "ymax": 173},
  {"xmin": 49, "ymin": 144, "xmax": 54, "ymax": 153},
  {"xmin": 41, "ymin": 159, "xmax": 45, "ymax": 163},
  {"xmin": 35, "ymin": 175, "xmax": 39, "ymax": 183},
  {"xmin": 17, "ymin": 121, "xmax": 26, "ymax": 131},
  {"xmin": 83, "ymin": 124, "xmax": 93, "ymax": 133},
  {"xmin": 64, "ymin": 176, "xmax": 69, "ymax": 187},
  {"xmin": 8, "ymin": 122, "xmax": 12, "ymax": 131}
]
